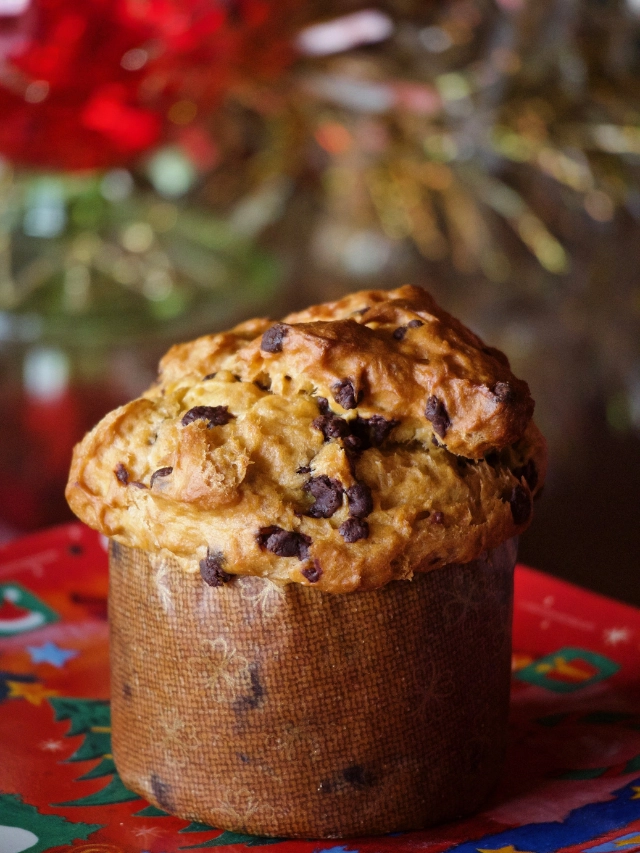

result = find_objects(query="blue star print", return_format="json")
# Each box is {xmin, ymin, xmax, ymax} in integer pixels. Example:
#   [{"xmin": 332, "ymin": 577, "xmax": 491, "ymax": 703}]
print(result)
[{"xmin": 27, "ymin": 641, "xmax": 79, "ymax": 668}]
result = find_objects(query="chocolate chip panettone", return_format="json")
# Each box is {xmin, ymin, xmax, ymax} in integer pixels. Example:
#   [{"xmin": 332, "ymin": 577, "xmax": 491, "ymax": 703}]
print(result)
[
  {"xmin": 67, "ymin": 285, "xmax": 545, "ymax": 593},
  {"xmin": 66, "ymin": 285, "xmax": 546, "ymax": 837}
]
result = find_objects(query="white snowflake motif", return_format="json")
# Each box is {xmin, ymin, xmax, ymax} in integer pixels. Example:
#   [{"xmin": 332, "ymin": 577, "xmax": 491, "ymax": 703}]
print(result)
[
  {"xmin": 410, "ymin": 656, "xmax": 456, "ymax": 719},
  {"xmin": 40, "ymin": 738, "xmax": 65, "ymax": 752},
  {"xmin": 441, "ymin": 568, "xmax": 491, "ymax": 627},
  {"xmin": 132, "ymin": 826, "xmax": 162, "ymax": 841},
  {"xmin": 155, "ymin": 708, "xmax": 200, "ymax": 769},
  {"xmin": 188, "ymin": 636, "xmax": 251, "ymax": 704},
  {"xmin": 603, "ymin": 626, "xmax": 632, "ymax": 646},
  {"xmin": 238, "ymin": 576, "xmax": 286, "ymax": 619},
  {"xmin": 273, "ymin": 722, "xmax": 322, "ymax": 763},
  {"xmin": 215, "ymin": 787, "xmax": 276, "ymax": 829}
]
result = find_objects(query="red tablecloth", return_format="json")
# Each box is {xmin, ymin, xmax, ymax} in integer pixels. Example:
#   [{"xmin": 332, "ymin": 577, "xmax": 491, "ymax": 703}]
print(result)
[{"xmin": 1, "ymin": 523, "xmax": 639, "ymax": 853}]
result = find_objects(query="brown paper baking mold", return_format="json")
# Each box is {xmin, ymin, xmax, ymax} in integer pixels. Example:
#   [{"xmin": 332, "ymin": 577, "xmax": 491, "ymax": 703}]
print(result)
[{"xmin": 109, "ymin": 538, "xmax": 516, "ymax": 838}]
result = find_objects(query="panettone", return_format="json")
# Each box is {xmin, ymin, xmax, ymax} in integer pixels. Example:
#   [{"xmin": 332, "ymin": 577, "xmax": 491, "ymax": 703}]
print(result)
[
  {"xmin": 67, "ymin": 284, "xmax": 545, "ymax": 593},
  {"xmin": 66, "ymin": 285, "xmax": 546, "ymax": 836}
]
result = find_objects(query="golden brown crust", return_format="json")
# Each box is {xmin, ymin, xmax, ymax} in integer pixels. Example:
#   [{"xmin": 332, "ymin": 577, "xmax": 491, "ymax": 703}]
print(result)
[{"xmin": 66, "ymin": 285, "xmax": 547, "ymax": 592}]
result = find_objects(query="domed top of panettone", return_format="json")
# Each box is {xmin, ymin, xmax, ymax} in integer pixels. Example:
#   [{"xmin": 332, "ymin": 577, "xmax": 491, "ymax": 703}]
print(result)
[{"xmin": 66, "ymin": 285, "xmax": 546, "ymax": 592}]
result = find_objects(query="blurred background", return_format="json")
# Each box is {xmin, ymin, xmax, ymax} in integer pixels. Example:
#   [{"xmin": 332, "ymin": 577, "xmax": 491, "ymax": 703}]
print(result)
[{"xmin": 0, "ymin": 0, "xmax": 638, "ymax": 603}]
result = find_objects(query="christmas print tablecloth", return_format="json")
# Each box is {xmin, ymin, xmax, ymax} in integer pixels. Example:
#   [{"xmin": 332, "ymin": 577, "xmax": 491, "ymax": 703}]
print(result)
[{"xmin": 1, "ymin": 523, "xmax": 640, "ymax": 853}]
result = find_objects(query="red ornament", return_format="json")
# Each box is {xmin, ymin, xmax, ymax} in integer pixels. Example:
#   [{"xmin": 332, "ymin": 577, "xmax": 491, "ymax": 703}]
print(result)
[{"xmin": 0, "ymin": 0, "xmax": 298, "ymax": 169}]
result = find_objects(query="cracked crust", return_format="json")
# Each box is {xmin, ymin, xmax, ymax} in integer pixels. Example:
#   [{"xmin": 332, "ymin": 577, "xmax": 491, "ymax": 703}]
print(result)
[{"xmin": 66, "ymin": 285, "xmax": 547, "ymax": 592}]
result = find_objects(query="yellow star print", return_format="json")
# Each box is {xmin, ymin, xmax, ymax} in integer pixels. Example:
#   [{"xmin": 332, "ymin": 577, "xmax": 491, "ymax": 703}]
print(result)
[
  {"xmin": 478, "ymin": 847, "xmax": 535, "ymax": 853},
  {"xmin": 631, "ymin": 786, "xmax": 640, "ymax": 800},
  {"xmin": 535, "ymin": 657, "xmax": 592, "ymax": 681},
  {"xmin": 614, "ymin": 836, "xmax": 640, "ymax": 846},
  {"xmin": 7, "ymin": 680, "xmax": 59, "ymax": 706}
]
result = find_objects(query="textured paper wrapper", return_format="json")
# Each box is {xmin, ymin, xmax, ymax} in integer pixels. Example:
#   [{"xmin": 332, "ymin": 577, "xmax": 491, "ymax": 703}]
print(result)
[{"xmin": 109, "ymin": 538, "xmax": 517, "ymax": 838}]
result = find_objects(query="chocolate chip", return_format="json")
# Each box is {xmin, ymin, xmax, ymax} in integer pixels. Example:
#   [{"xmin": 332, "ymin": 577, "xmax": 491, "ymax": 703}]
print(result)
[
  {"xmin": 425, "ymin": 395, "xmax": 451, "ymax": 438},
  {"xmin": 255, "ymin": 525, "xmax": 281, "ymax": 549},
  {"xmin": 304, "ymin": 476, "xmax": 343, "ymax": 518},
  {"xmin": 339, "ymin": 517, "xmax": 369, "ymax": 542},
  {"xmin": 302, "ymin": 560, "xmax": 323, "ymax": 583},
  {"xmin": 349, "ymin": 417, "xmax": 370, "ymax": 449},
  {"xmin": 370, "ymin": 414, "xmax": 399, "ymax": 446},
  {"xmin": 393, "ymin": 319, "xmax": 423, "ymax": 340},
  {"xmin": 313, "ymin": 414, "xmax": 349, "ymax": 441},
  {"xmin": 114, "ymin": 463, "xmax": 129, "ymax": 485},
  {"xmin": 332, "ymin": 378, "xmax": 358, "ymax": 410},
  {"xmin": 181, "ymin": 405, "xmax": 232, "ymax": 428},
  {"xmin": 346, "ymin": 482, "xmax": 373, "ymax": 518},
  {"xmin": 203, "ymin": 372, "xmax": 216, "ymax": 380},
  {"xmin": 343, "ymin": 434, "xmax": 362, "ymax": 452},
  {"xmin": 431, "ymin": 435, "xmax": 440, "ymax": 448},
  {"xmin": 513, "ymin": 459, "xmax": 538, "ymax": 491},
  {"xmin": 315, "ymin": 396, "xmax": 331, "ymax": 415},
  {"xmin": 492, "ymin": 381, "xmax": 515, "ymax": 403},
  {"xmin": 256, "ymin": 527, "xmax": 312, "ymax": 560},
  {"xmin": 130, "ymin": 481, "xmax": 147, "ymax": 489},
  {"xmin": 150, "ymin": 466, "xmax": 173, "ymax": 488},
  {"xmin": 261, "ymin": 323, "xmax": 288, "ymax": 353},
  {"xmin": 199, "ymin": 550, "xmax": 233, "ymax": 587},
  {"xmin": 344, "ymin": 447, "xmax": 359, "ymax": 477},
  {"xmin": 351, "ymin": 415, "xmax": 399, "ymax": 449},
  {"xmin": 296, "ymin": 465, "xmax": 311, "ymax": 474},
  {"xmin": 431, "ymin": 511, "xmax": 444, "ymax": 525},
  {"xmin": 509, "ymin": 484, "xmax": 532, "ymax": 525}
]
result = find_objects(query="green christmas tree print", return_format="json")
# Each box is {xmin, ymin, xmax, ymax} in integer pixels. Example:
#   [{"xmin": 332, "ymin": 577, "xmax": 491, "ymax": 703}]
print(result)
[
  {"xmin": 0, "ymin": 793, "xmax": 102, "ymax": 853},
  {"xmin": 133, "ymin": 806, "xmax": 283, "ymax": 848},
  {"xmin": 48, "ymin": 697, "xmax": 140, "ymax": 807},
  {"xmin": 45, "ymin": 697, "xmax": 286, "ymax": 849}
]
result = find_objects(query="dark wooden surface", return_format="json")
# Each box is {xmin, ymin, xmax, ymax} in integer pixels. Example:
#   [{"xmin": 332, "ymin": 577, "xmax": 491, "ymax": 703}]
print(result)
[{"xmin": 519, "ymin": 410, "xmax": 640, "ymax": 607}]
